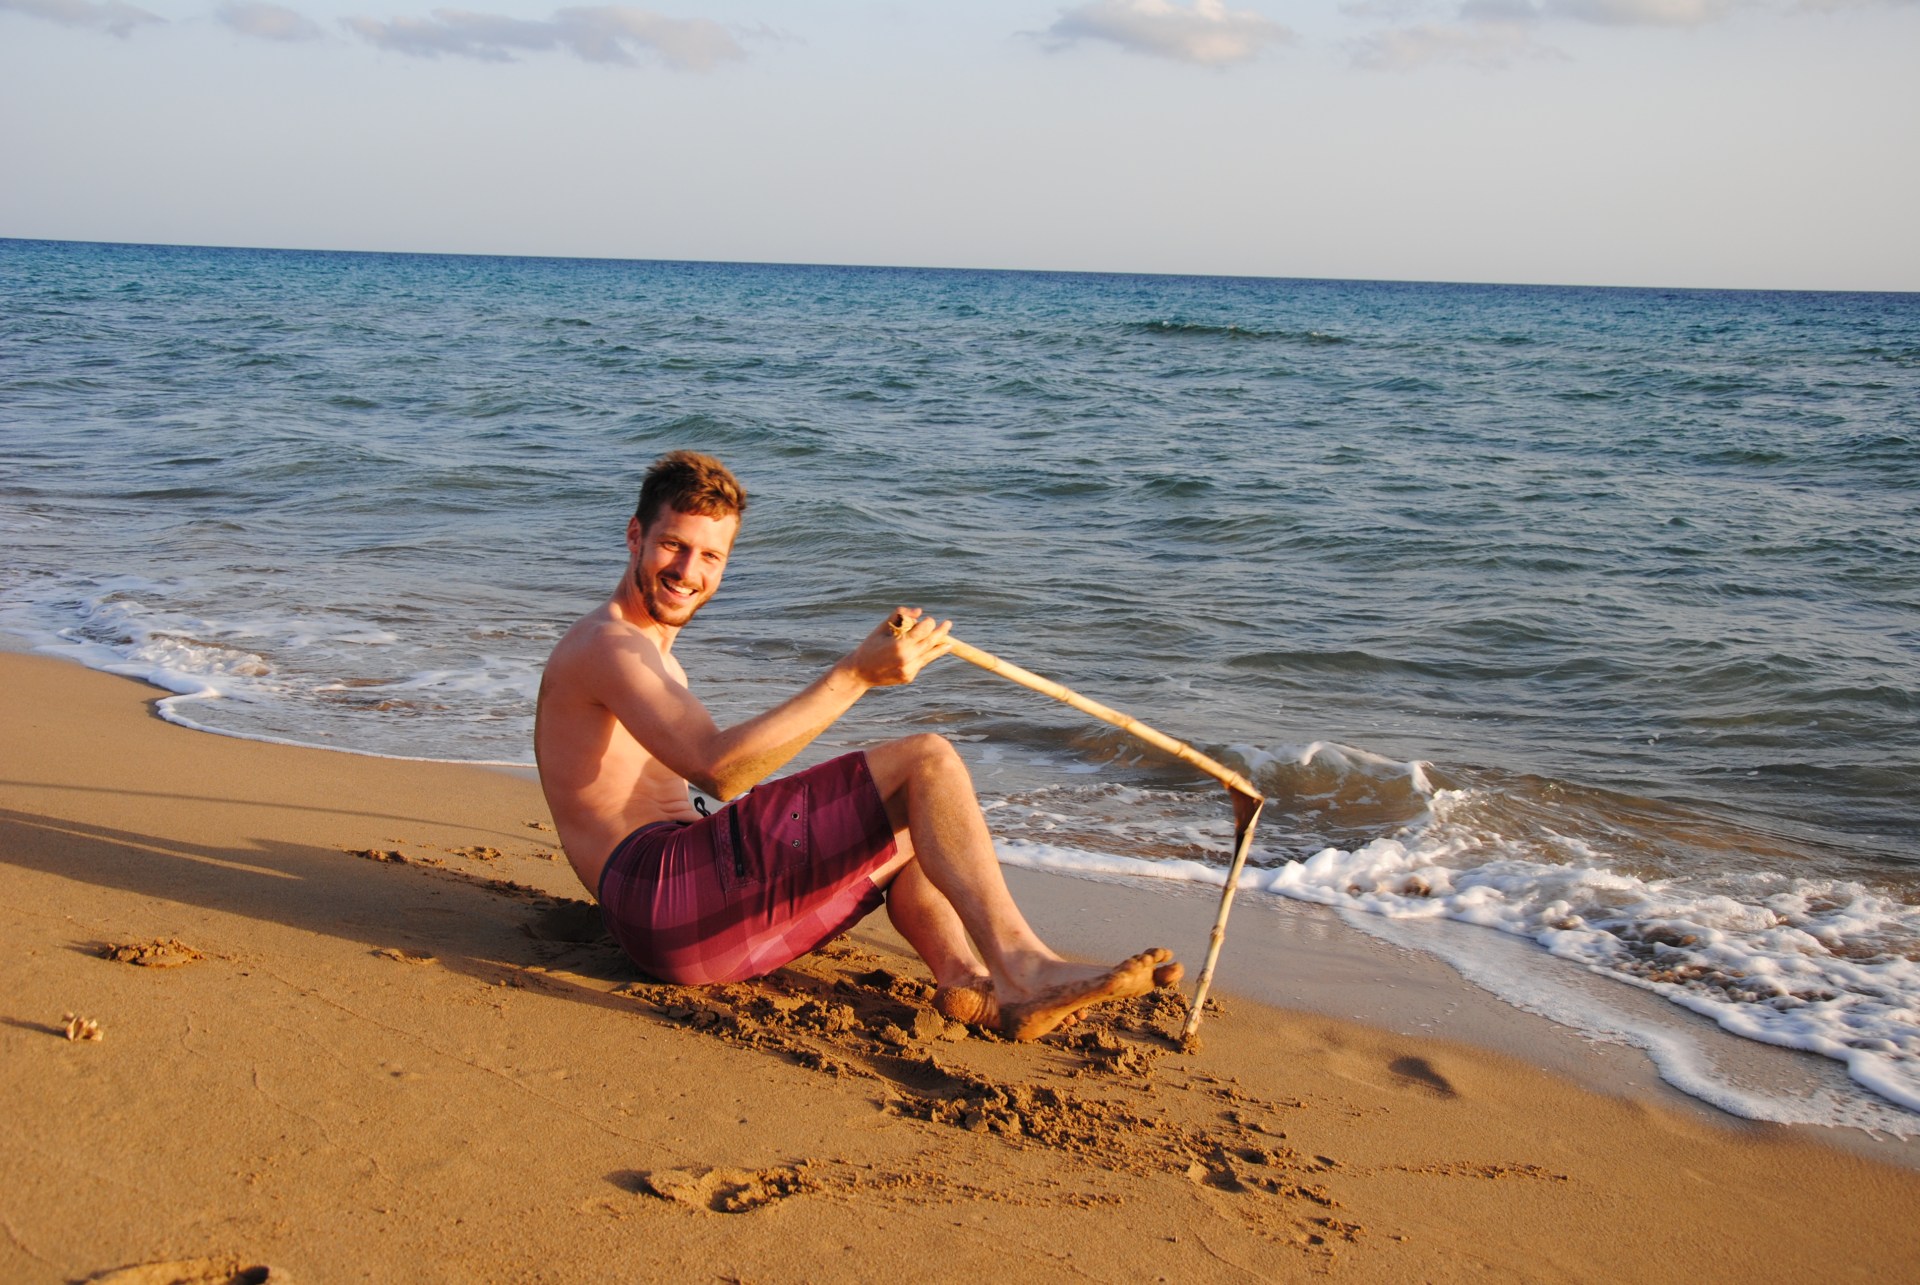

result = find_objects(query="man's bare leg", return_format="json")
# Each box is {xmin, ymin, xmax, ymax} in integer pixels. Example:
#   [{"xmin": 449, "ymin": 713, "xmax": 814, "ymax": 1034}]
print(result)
[
  {"xmin": 864, "ymin": 734, "xmax": 1180, "ymax": 1040},
  {"xmin": 882, "ymin": 845, "xmax": 988, "ymax": 988},
  {"xmin": 880, "ymin": 853, "xmax": 1003, "ymax": 1025},
  {"xmin": 884, "ymin": 842, "xmax": 1173, "ymax": 1030}
]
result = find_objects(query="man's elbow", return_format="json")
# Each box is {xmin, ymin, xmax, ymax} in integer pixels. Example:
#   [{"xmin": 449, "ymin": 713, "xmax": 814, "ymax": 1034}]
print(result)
[
  {"xmin": 681, "ymin": 763, "xmax": 744, "ymax": 801},
  {"xmin": 703, "ymin": 753, "xmax": 776, "ymax": 802}
]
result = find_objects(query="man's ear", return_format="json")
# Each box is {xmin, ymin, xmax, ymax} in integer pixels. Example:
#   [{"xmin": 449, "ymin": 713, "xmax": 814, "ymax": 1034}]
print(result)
[{"xmin": 626, "ymin": 515, "xmax": 644, "ymax": 553}]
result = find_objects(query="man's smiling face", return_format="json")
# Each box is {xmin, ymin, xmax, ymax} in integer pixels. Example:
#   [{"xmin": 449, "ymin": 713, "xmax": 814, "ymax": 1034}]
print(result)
[{"xmin": 627, "ymin": 507, "xmax": 738, "ymax": 628}]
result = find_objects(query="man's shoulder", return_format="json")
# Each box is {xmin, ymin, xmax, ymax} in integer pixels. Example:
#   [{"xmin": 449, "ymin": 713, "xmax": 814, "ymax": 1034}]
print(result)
[{"xmin": 547, "ymin": 607, "xmax": 672, "ymax": 686}]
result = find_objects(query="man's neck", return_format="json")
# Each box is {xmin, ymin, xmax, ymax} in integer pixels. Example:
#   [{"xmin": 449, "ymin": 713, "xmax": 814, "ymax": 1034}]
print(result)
[{"xmin": 610, "ymin": 576, "xmax": 679, "ymax": 653}]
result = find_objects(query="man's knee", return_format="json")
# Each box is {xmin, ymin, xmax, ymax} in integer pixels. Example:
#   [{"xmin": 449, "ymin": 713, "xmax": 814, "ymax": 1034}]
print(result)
[
  {"xmin": 897, "ymin": 731, "xmax": 959, "ymax": 765},
  {"xmin": 867, "ymin": 733, "xmax": 967, "ymax": 796}
]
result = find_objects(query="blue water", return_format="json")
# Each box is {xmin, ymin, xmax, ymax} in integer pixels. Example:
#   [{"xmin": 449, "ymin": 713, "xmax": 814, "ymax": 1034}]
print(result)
[{"xmin": 3, "ymin": 238, "xmax": 1917, "ymax": 1123}]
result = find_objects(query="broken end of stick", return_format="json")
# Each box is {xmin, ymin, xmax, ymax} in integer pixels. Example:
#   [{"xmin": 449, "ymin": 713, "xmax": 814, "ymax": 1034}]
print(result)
[{"xmin": 1230, "ymin": 786, "xmax": 1265, "ymax": 832}]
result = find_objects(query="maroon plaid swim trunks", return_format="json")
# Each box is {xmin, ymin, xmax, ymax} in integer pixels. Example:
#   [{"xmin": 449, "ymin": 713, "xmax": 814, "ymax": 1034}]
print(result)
[{"xmin": 597, "ymin": 751, "xmax": 897, "ymax": 985}]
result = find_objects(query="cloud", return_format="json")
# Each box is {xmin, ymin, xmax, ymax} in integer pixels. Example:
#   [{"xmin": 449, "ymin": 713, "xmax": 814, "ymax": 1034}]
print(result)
[
  {"xmin": 342, "ymin": 5, "xmax": 745, "ymax": 69},
  {"xmin": 1349, "ymin": 0, "xmax": 1766, "ymax": 70},
  {"xmin": 1463, "ymin": 0, "xmax": 1732, "ymax": 22},
  {"xmin": 218, "ymin": 0, "xmax": 321, "ymax": 40},
  {"xmin": 1553, "ymin": 0, "xmax": 1730, "ymax": 22},
  {"xmin": 1349, "ymin": 17, "xmax": 1565, "ymax": 68},
  {"xmin": 1347, "ymin": 0, "xmax": 1920, "ymax": 72},
  {"xmin": 0, "ymin": 0, "xmax": 163, "ymax": 36},
  {"xmin": 1045, "ymin": 0, "xmax": 1295, "ymax": 66},
  {"xmin": 1454, "ymin": 0, "xmax": 1541, "ymax": 15},
  {"xmin": 1339, "ymin": 0, "xmax": 1439, "ymax": 16}
]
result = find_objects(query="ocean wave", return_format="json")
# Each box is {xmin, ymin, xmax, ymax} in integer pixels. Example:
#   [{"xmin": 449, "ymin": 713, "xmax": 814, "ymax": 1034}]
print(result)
[
  {"xmin": 1123, "ymin": 320, "xmax": 1345, "ymax": 344},
  {"xmin": 0, "ymin": 571, "xmax": 539, "ymax": 767},
  {"xmin": 988, "ymin": 741, "xmax": 1920, "ymax": 1124}
]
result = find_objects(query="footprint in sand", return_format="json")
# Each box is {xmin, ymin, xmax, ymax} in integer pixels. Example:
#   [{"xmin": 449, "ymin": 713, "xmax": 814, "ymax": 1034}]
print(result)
[
  {"xmin": 348, "ymin": 847, "xmax": 409, "ymax": 863},
  {"xmin": 82, "ymin": 1258, "xmax": 273, "ymax": 1284},
  {"xmin": 100, "ymin": 938, "xmax": 204, "ymax": 968},
  {"xmin": 1387, "ymin": 1055, "xmax": 1458, "ymax": 1097},
  {"xmin": 372, "ymin": 947, "xmax": 438, "ymax": 965},
  {"xmin": 637, "ymin": 1165, "xmax": 812, "ymax": 1213}
]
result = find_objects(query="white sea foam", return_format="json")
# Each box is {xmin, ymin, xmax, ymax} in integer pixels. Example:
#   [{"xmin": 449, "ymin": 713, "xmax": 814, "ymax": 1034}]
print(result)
[
  {"xmin": 0, "ymin": 572, "xmax": 536, "ymax": 766},
  {"xmin": 1343, "ymin": 910, "xmax": 1920, "ymax": 1135},
  {"xmin": 992, "ymin": 740, "xmax": 1920, "ymax": 1129}
]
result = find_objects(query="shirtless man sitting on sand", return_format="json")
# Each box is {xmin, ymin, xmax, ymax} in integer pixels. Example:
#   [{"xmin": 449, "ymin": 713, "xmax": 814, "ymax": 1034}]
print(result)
[{"xmin": 534, "ymin": 450, "xmax": 1179, "ymax": 1040}]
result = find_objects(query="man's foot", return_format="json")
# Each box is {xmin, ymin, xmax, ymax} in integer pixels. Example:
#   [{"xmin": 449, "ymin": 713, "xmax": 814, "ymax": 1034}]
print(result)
[
  {"xmin": 934, "ymin": 956, "xmax": 1184, "ymax": 1035},
  {"xmin": 932, "ymin": 980, "xmax": 998, "ymax": 1028},
  {"xmin": 999, "ymin": 948, "xmax": 1182, "ymax": 1041}
]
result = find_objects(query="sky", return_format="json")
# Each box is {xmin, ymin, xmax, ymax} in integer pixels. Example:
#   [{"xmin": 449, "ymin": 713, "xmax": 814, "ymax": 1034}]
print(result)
[{"xmin": 2, "ymin": 0, "xmax": 1916, "ymax": 290}]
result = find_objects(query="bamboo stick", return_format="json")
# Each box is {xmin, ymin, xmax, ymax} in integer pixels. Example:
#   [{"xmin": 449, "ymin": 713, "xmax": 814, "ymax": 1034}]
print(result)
[
  {"xmin": 892, "ymin": 614, "xmax": 1265, "ymax": 1044},
  {"xmin": 924, "ymin": 630, "xmax": 1263, "ymax": 802},
  {"xmin": 1179, "ymin": 797, "xmax": 1263, "ymax": 1047}
]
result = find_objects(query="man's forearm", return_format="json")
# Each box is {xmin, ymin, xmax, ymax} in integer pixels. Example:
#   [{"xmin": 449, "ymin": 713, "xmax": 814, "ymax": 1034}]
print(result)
[
  {"xmin": 699, "ymin": 660, "xmax": 872, "ymax": 799},
  {"xmin": 670, "ymin": 611, "xmax": 946, "ymax": 798}
]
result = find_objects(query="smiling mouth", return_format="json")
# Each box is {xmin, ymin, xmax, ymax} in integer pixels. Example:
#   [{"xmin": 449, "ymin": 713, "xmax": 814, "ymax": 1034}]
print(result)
[{"xmin": 653, "ymin": 574, "xmax": 704, "ymax": 607}]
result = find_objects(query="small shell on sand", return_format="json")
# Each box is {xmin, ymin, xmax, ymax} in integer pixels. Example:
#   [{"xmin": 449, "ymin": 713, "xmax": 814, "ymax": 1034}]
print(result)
[{"xmin": 63, "ymin": 1012, "xmax": 103, "ymax": 1042}]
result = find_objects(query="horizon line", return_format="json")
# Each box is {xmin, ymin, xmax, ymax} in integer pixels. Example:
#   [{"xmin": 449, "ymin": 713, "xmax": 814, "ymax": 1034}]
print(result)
[{"xmin": 4, "ymin": 234, "xmax": 1915, "ymax": 299}]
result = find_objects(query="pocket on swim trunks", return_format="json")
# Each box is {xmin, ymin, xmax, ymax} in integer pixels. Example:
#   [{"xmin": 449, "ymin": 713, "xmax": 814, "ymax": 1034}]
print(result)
[{"xmin": 717, "ymin": 780, "xmax": 812, "ymax": 892}]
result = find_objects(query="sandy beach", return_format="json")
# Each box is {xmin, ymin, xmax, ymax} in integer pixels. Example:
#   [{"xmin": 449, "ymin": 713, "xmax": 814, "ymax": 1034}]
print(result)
[{"xmin": 4, "ymin": 650, "xmax": 1916, "ymax": 1284}]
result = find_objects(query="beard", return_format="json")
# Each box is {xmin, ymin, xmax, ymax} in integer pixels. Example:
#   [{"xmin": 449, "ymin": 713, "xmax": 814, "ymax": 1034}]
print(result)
[{"xmin": 636, "ymin": 565, "xmax": 711, "ymax": 627}]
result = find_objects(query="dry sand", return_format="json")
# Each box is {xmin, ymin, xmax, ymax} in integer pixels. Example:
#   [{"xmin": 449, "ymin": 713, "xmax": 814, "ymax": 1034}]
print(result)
[{"xmin": 3, "ymin": 651, "xmax": 1916, "ymax": 1283}]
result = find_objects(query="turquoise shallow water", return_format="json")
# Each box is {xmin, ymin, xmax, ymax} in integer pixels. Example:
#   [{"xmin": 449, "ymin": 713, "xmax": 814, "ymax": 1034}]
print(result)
[{"xmin": 3, "ymin": 238, "xmax": 1917, "ymax": 1121}]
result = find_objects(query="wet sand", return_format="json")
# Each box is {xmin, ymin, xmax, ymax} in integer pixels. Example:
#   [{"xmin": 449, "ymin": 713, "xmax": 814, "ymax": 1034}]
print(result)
[{"xmin": 3, "ymin": 652, "xmax": 1916, "ymax": 1283}]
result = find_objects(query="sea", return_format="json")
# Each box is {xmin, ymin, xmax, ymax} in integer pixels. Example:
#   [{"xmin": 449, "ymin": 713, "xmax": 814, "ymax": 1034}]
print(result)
[{"xmin": 3, "ymin": 238, "xmax": 1916, "ymax": 1131}]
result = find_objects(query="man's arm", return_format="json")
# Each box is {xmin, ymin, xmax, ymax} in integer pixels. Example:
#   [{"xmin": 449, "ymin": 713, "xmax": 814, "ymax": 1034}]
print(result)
[{"xmin": 595, "ymin": 610, "xmax": 950, "ymax": 800}]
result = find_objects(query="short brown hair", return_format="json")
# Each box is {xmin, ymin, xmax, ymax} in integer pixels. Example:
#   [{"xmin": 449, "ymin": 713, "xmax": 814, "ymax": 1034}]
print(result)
[{"xmin": 635, "ymin": 451, "xmax": 747, "ymax": 531}]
